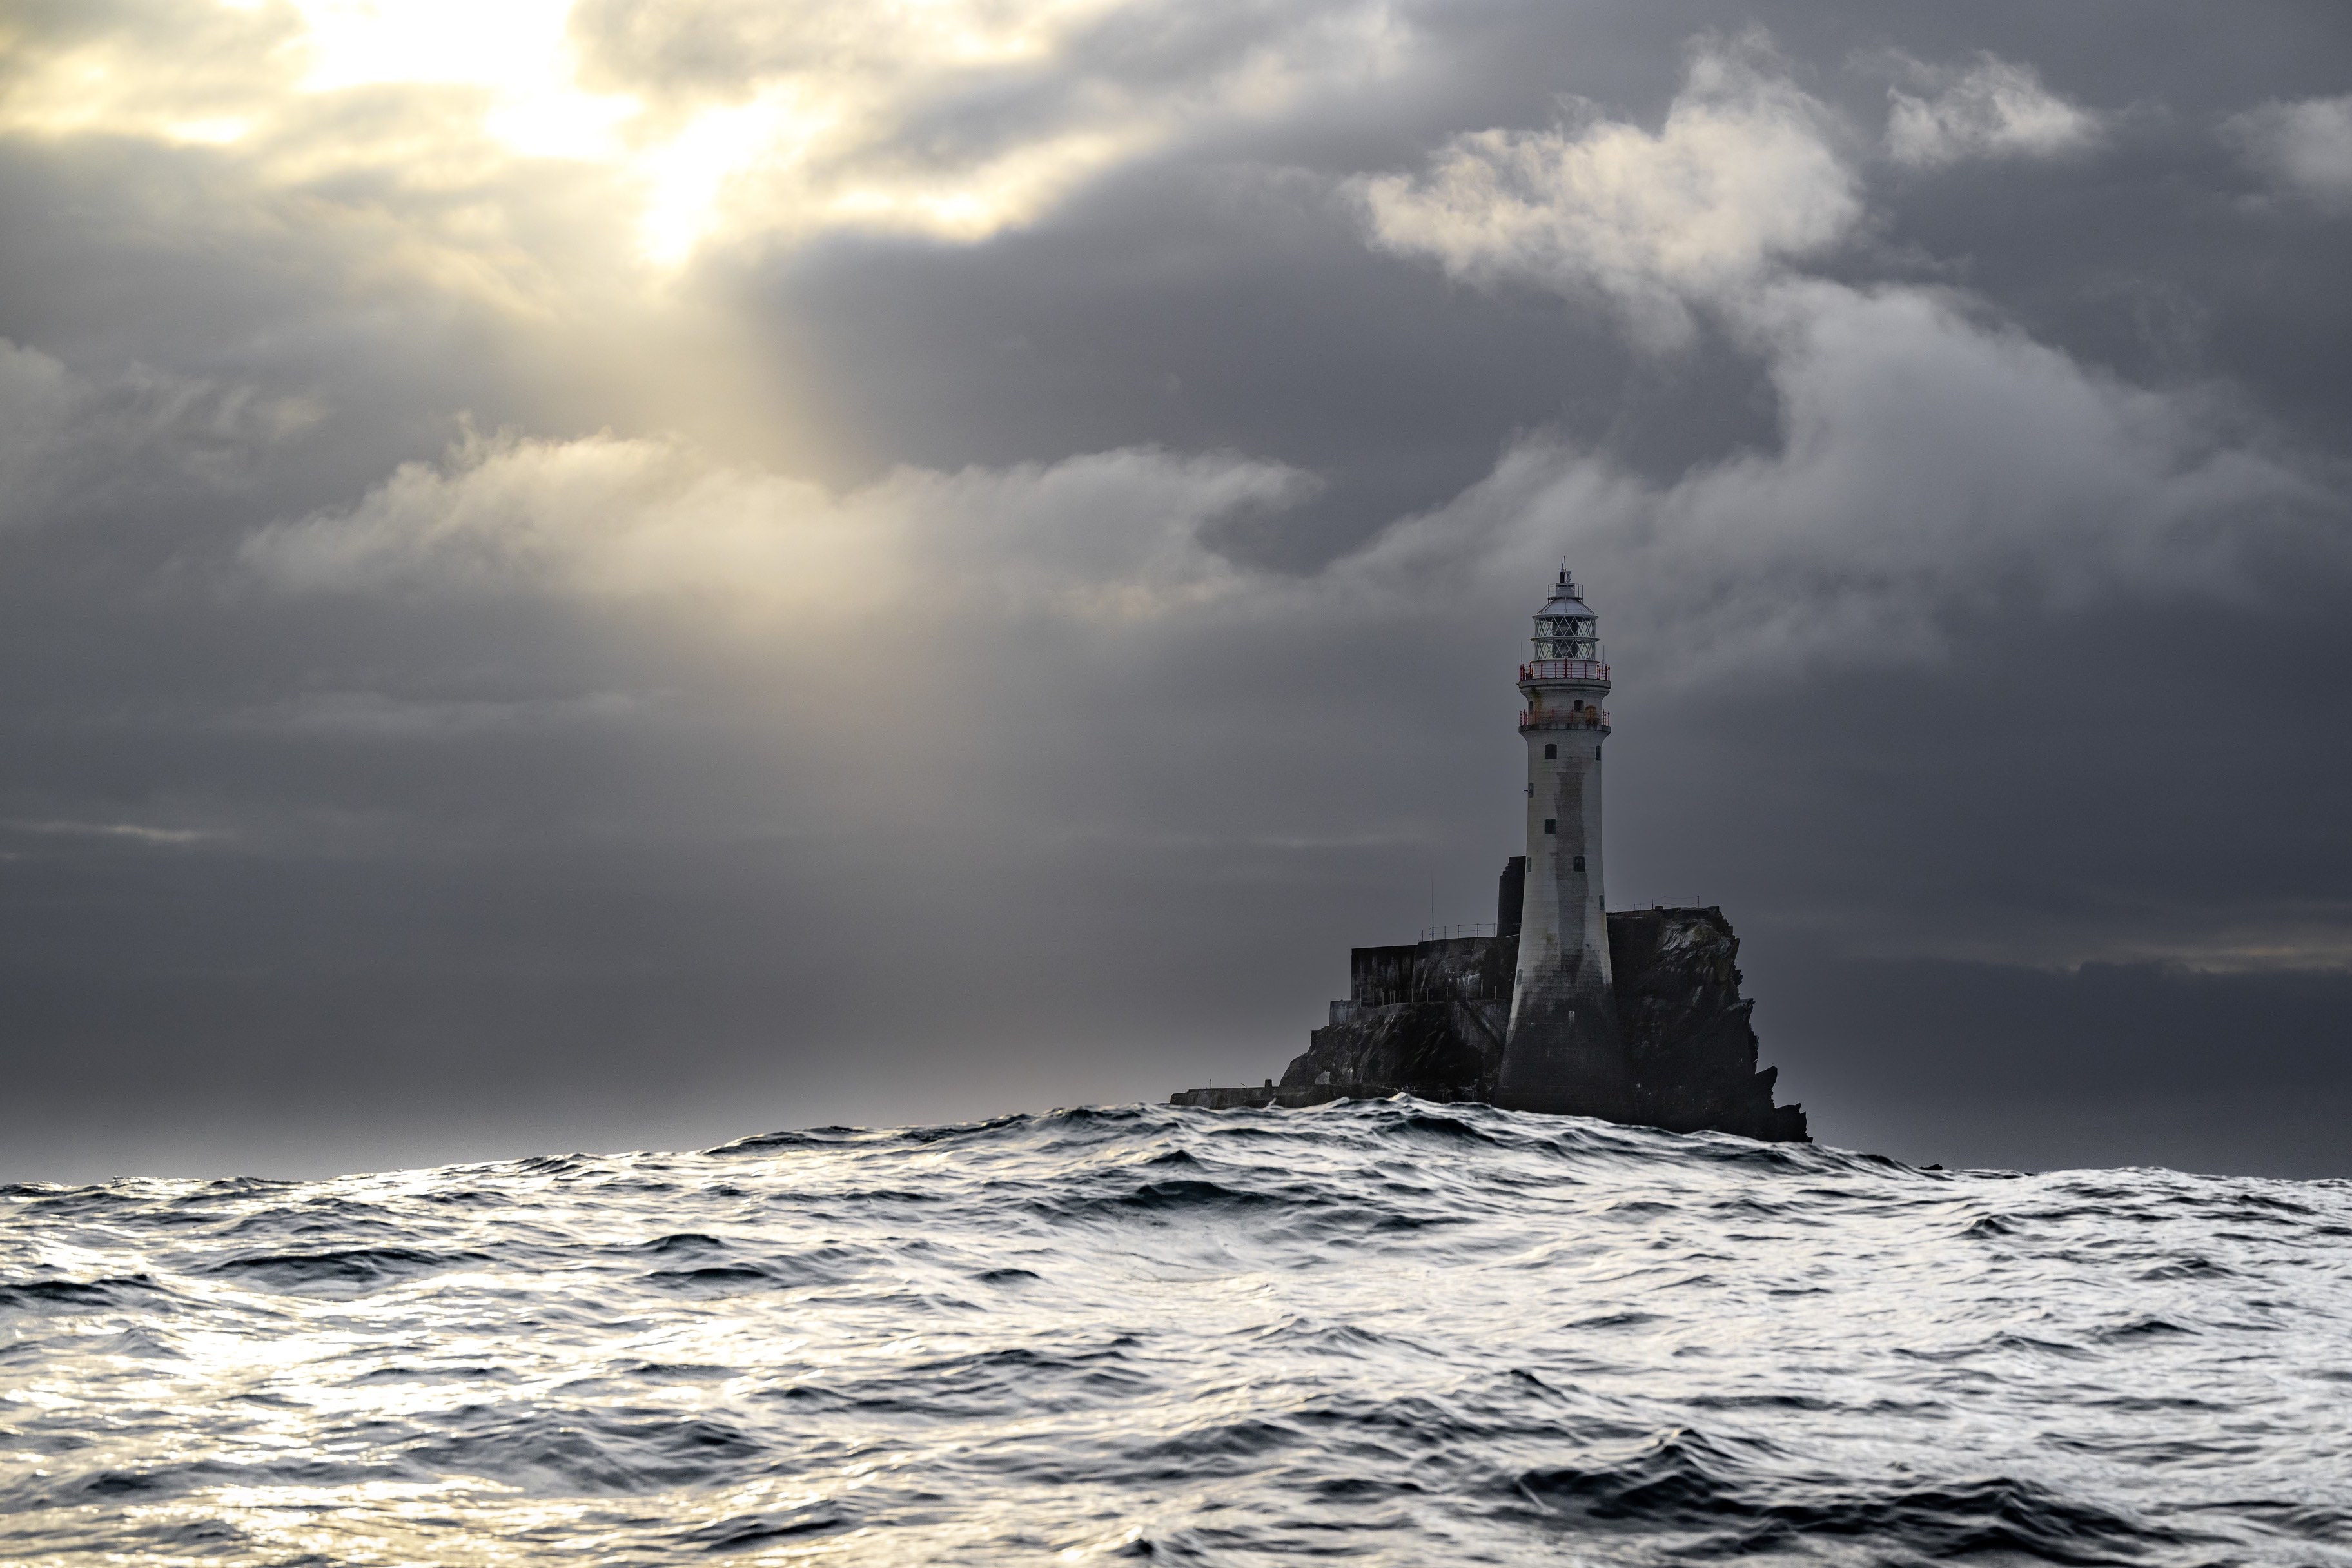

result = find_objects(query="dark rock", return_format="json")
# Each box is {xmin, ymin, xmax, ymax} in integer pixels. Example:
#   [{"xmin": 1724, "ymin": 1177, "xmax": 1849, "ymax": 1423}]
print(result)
[
  {"xmin": 1609, "ymin": 906, "xmax": 1807, "ymax": 1142},
  {"xmin": 1275, "ymin": 936, "xmax": 1510, "ymax": 1103}
]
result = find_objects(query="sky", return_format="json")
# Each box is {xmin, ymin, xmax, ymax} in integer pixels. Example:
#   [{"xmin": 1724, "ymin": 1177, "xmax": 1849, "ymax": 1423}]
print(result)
[{"xmin": 3, "ymin": 0, "xmax": 2349, "ymax": 1183}]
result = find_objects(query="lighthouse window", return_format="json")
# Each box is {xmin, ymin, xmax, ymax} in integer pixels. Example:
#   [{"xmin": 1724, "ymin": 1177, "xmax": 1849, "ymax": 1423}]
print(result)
[
  {"xmin": 1543, "ymin": 743, "xmax": 1556, "ymax": 760},
  {"xmin": 1544, "ymin": 819, "xmax": 1557, "ymax": 834},
  {"xmin": 1573, "ymin": 856, "xmax": 1586, "ymax": 871}
]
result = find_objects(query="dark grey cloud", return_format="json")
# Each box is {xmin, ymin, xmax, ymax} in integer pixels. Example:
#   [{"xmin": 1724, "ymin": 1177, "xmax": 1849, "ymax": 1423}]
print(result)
[{"xmin": 1, "ymin": 0, "xmax": 2349, "ymax": 1183}]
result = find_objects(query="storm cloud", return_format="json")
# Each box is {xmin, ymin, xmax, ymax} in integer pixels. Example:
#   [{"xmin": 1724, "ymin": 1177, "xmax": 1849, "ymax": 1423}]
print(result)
[{"xmin": 2, "ymin": 0, "xmax": 2348, "ymax": 1181}]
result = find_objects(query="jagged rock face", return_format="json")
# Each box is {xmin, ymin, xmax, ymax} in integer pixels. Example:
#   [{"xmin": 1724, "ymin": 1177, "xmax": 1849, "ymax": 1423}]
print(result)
[
  {"xmin": 1609, "ymin": 908, "xmax": 1807, "ymax": 1142},
  {"xmin": 1280, "ymin": 1002, "xmax": 1502, "ymax": 1101},
  {"xmin": 1266, "ymin": 909, "xmax": 1807, "ymax": 1142},
  {"xmin": 1280, "ymin": 937, "xmax": 1508, "ymax": 1100}
]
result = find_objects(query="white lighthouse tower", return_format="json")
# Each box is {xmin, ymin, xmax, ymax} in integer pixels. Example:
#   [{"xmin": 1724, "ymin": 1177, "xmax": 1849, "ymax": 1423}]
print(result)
[{"xmin": 1496, "ymin": 565, "xmax": 1629, "ymax": 1115}]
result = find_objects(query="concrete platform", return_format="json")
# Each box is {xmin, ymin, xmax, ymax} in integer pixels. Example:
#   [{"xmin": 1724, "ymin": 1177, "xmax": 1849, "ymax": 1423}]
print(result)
[{"xmin": 1167, "ymin": 1083, "xmax": 1404, "ymax": 1110}]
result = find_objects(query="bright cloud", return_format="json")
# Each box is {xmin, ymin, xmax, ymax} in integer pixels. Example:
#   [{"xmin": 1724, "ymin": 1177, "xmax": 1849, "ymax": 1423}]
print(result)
[
  {"xmin": 242, "ymin": 429, "xmax": 1317, "ymax": 623},
  {"xmin": 1884, "ymin": 54, "xmax": 2099, "ymax": 169},
  {"xmin": 1358, "ymin": 39, "xmax": 1859, "ymax": 346}
]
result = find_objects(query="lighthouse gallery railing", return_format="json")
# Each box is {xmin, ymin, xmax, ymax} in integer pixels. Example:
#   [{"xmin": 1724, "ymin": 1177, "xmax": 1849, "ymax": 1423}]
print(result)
[{"xmin": 1518, "ymin": 707, "xmax": 1611, "ymax": 731}]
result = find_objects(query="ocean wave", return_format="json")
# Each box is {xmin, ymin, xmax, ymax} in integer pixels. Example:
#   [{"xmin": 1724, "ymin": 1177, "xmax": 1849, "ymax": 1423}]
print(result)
[{"xmin": 1, "ymin": 1098, "xmax": 2347, "ymax": 1563}]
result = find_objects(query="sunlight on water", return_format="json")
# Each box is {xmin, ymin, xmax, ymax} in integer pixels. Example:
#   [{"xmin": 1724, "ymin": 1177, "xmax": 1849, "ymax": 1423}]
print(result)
[{"xmin": 3, "ymin": 1101, "xmax": 2349, "ymax": 1563}]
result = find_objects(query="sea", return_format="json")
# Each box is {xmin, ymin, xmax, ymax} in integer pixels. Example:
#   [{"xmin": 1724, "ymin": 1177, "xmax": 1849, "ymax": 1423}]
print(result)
[{"xmin": 3, "ymin": 1099, "xmax": 2347, "ymax": 1565}]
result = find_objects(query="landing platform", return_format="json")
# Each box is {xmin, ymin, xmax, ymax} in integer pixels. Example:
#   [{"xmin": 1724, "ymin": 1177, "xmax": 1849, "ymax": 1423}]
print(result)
[{"xmin": 1167, "ymin": 1083, "xmax": 1459, "ymax": 1110}]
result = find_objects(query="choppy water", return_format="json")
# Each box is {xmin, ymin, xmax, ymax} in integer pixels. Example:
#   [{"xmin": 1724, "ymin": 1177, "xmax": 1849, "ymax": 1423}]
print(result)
[{"xmin": 4, "ymin": 1101, "xmax": 2349, "ymax": 1565}]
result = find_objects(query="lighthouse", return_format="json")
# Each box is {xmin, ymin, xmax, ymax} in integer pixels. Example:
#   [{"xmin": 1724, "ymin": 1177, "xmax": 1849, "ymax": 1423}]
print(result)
[
  {"xmin": 1169, "ymin": 558, "xmax": 1807, "ymax": 1138},
  {"xmin": 1496, "ymin": 565, "xmax": 1629, "ymax": 1116}
]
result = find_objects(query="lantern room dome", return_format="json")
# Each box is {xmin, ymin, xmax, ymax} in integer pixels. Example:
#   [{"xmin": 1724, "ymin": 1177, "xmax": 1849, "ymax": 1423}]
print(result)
[{"xmin": 1540, "ymin": 564, "xmax": 1592, "ymax": 617}]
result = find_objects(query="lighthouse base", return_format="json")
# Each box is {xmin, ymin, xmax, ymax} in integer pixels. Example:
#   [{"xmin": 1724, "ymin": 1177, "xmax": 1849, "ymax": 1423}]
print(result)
[{"xmin": 1493, "ymin": 961, "xmax": 1632, "ymax": 1119}]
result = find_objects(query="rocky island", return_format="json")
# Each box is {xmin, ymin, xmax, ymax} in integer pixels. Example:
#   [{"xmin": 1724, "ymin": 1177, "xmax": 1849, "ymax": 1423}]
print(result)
[
  {"xmin": 1171, "ymin": 567, "xmax": 1807, "ymax": 1142},
  {"xmin": 1173, "ymin": 859, "xmax": 1805, "ymax": 1142}
]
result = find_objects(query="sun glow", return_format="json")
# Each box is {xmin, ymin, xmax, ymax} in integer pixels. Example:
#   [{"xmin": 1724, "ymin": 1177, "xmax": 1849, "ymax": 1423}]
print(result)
[
  {"xmin": 267, "ymin": 0, "xmax": 1184, "ymax": 263},
  {"xmin": 0, "ymin": 0, "xmax": 1402, "ymax": 277},
  {"xmin": 291, "ymin": 0, "xmax": 574, "ymax": 94},
  {"xmin": 289, "ymin": 0, "xmax": 641, "ymax": 153},
  {"xmin": 632, "ymin": 89, "xmax": 832, "ymax": 266}
]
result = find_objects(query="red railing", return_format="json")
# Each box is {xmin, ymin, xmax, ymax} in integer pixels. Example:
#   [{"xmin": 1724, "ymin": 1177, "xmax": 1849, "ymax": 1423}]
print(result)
[
  {"xmin": 1520, "ymin": 660, "xmax": 1609, "ymax": 682},
  {"xmin": 1519, "ymin": 707, "xmax": 1611, "ymax": 732}
]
